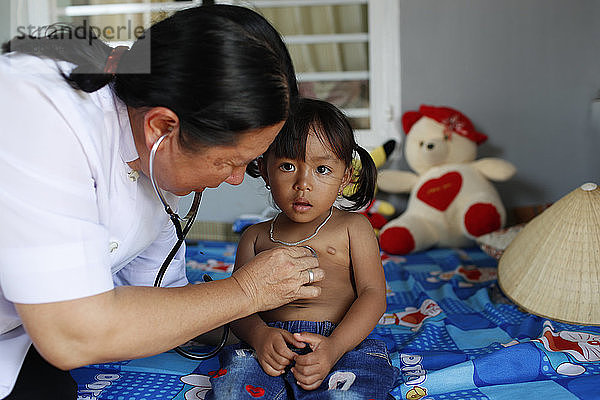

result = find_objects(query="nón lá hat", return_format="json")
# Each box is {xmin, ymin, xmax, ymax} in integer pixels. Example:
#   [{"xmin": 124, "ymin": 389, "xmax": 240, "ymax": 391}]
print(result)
[{"xmin": 498, "ymin": 183, "xmax": 600, "ymax": 325}]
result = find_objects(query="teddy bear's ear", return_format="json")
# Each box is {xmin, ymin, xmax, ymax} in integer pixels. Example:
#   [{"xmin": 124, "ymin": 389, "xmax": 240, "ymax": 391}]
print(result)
[{"xmin": 401, "ymin": 111, "xmax": 423, "ymax": 134}]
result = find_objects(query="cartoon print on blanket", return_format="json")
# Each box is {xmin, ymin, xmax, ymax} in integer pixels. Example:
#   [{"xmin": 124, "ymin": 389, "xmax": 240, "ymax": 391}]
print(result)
[
  {"xmin": 395, "ymin": 319, "xmax": 600, "ymax": 399},
  {"xmin": 186, "ymin": 258, "xmax": 232, "ymax": 274},
  {"xmin": 70, "ymin": 371, "xmax": 121, "ymax": 400},
  {"xmin": 179, "ymin": 373, "xmax": 211, "ymax": 399},
  {"xmin": 379, "ymin": 299, "xmax": 443, "ymax": 331},
  {"xmin": 70, "ymin": 242, "xmax": 600, "ymax": 400},
  {"xmin": 427, "ymin": 263, "xmax": 497, "ymax": 287},
  {"xmin": 503, "ymin": 320, "xmax": 600, "ymax": 376}
]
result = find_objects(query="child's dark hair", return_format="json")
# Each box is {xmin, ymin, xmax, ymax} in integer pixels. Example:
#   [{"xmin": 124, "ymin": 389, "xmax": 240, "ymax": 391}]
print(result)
[{"xmin": 248, "ymin": 97, "xmax": 376, "ymax": 211}]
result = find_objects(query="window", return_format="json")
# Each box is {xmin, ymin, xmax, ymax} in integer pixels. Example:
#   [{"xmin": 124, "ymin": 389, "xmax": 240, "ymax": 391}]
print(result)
[
  {"xmin": 243, "ymin": 0, "xmax": 402, "ymax": 149},
  {"xmin": 10, "ymin": 0, "xmax": 401, "ymax": 150}
]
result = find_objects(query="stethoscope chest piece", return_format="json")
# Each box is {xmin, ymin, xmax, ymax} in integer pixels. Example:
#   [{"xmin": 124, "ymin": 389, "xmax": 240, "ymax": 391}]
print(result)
[{"xmin": 300, "ymin": 245, "xmax": 318, "ymax": 258}]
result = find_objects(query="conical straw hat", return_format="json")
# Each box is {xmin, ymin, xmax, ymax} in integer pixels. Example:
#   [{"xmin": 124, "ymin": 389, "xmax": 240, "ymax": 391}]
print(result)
[{"xmin": 498, "ymin": 182, "xmax": 600, "ymax": 325}]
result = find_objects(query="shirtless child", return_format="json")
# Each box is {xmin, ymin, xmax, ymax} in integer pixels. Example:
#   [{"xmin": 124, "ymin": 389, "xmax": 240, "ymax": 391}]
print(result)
[{"xmin": 206, "ymin": 98, "xmax": 398, "ymax": 400}]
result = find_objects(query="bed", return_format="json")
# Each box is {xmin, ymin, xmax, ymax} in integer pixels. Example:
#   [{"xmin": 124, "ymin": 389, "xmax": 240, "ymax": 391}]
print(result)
[{"xmin": 72, "ymin": 240, "xmax": 600, "ymax": 400}]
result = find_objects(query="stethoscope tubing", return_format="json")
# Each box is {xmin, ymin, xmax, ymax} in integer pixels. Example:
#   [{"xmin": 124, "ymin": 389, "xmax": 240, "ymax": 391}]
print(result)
[{"xmin": 148, "ymin": 134, "xmax": 229, "ymax": 360}]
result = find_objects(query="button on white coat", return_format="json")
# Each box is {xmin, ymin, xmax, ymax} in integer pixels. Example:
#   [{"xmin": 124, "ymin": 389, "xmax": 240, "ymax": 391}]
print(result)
[
  {"xmin": 109, "ymin": 241, "xmax": 119, "ymax": 253},
  {"xmin": 127, "ymin": 170, "xmax": 139, "ymax": 182}
]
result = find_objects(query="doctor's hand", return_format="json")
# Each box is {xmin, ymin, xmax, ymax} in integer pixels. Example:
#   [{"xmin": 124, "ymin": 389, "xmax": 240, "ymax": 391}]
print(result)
[{"xmin": 231, "ymin": 246, "xmax": 323, "ymax": 312}]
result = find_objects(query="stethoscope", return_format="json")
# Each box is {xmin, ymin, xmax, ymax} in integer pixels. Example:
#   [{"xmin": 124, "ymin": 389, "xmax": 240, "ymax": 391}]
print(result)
[{"xmin": 148, "ymin": 134, "xmax": 229, "ymax": 360}]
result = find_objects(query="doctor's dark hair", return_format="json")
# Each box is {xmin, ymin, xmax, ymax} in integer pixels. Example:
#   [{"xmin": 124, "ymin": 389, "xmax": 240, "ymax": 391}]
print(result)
[
  {"xmin": 200, "ymin": 4, "xmax": 298, "ymax": 102},
  {"xmin": 2, "ymin": 5, "xmax": 294, "ymax": 149},
  {"xmin": 248, "ymin": 97, "xmax": 376, "ymax": 211}
]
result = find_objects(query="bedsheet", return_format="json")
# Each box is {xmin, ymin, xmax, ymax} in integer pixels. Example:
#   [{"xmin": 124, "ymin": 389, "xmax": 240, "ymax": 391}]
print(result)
[{"xmin": 72, "ymin": 241, "xmax": 600, "ymax": 400}]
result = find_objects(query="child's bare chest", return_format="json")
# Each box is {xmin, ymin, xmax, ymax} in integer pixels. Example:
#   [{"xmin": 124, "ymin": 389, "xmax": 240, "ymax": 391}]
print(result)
[
  {"xmin": 256, "ymin": 223, "xmax": 356, "ymax": 323},
  {"xmin": 256, "ymin": 222, "xmax": 351, "ymax": 269}
]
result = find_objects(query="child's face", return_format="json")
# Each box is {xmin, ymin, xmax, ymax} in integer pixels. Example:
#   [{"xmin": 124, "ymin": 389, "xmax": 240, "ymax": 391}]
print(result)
[{"xmin": 263, "ymin": 131, "xmax": 350, "ymax": 223}]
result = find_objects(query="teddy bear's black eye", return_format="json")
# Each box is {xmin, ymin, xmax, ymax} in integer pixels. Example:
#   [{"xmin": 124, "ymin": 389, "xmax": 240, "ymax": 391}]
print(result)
[
  {"xmin": 444, "ymin": 135, "xmax": 450, "ymax": 141},
  {"xmin": 419, "ymin": 141, "xmax": 424, "ymax": 147}
]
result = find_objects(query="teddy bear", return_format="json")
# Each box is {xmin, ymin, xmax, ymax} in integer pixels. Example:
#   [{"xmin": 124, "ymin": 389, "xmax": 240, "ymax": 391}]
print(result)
[{"xmin": 377, "ymin": 105, "xmax": 516, "ymax": 255}]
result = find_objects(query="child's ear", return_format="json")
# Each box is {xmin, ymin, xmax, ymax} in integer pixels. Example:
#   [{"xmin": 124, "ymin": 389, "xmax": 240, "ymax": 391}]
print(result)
[
  {"xmin": 340, "ymin": 167, "xmax": 354, "ymax": 192},
  {"xmin": 258, "ymin": 157, "xmax": 270, "ymax": 187}
]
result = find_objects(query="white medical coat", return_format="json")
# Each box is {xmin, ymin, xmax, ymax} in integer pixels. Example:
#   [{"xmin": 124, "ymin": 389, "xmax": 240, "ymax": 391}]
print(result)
[{"xmin": 0, "ymin": 53, "xmax": 188, "ymax": 398}]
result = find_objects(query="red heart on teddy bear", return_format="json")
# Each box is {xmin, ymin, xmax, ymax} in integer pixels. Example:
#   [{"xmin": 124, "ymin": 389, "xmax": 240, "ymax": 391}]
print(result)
[{"xmin": 417, "ymin": 172, "xmax": 462, "ymax": 211}]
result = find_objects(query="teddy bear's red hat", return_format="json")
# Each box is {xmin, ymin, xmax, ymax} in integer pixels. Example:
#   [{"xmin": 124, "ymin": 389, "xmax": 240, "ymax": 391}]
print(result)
[{"xmin": 402, "ymin": 105, "xmax": 488, "ymax": 145}]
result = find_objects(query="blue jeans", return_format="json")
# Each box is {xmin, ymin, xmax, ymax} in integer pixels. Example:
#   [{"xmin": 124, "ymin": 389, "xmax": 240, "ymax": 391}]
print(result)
[{"xmin": 205, "ymin": 320, "xmax": 399, "ymax": 400}]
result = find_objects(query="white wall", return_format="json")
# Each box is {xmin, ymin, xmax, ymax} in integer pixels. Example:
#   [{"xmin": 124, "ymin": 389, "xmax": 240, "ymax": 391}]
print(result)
[{"xmin": 394, "ymin": 0, "xmax": 600, "ymax": 209}]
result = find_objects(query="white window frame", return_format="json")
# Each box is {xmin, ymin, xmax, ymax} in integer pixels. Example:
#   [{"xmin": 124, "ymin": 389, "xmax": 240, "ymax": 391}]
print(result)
[
  {"xmin": 41, "ymin": 0, "xmax": 402, "ymax": 150},
  {"xmin": 364, "ymin": 0, "xmax": 401, "ymax": 149},
  {"xmin": 225, "ymin": 0, "xmax": 402, "ymax": 150}
]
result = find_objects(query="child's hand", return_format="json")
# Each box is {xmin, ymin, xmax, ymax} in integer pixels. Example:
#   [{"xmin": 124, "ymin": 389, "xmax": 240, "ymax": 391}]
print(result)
[
  {"xmin": 254, "ymin": 327, "xmax": 306, "ymax": 377},
  {"xmin": 291, "ymin": 332, "xmax": 342, "ymax": 391}
]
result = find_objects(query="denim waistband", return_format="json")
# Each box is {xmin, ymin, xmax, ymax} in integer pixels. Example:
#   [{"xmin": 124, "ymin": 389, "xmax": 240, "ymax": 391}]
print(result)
[{"xmin": 267, "ymin": 320, "xmax": 337, "ymax": 337}]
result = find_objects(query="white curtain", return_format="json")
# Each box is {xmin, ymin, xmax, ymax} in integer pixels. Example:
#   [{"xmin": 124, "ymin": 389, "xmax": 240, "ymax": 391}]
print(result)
[
  {"xmin": 86, "ymin": 0, "xmax": 154, "ymax": 35},
  {"xmin": 261, "ymin": 4, "xmax": 368, "ymax": 126},
  {"xmin": 30, "ymin": 1, "xmax": 370, "ymax": 127},
  {"xmin": 9, "ymin": 0, "xmax": 54, "ymax": 37}
]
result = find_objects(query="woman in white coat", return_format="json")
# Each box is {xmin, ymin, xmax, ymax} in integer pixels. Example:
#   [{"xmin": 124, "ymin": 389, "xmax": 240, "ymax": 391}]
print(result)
[{"xmin": 0, "ymin": 5, "xmax": 323, "ymax": 399}]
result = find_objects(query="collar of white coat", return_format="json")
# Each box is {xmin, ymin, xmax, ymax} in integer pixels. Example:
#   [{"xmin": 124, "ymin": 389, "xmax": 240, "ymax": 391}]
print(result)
[{"xmin": 114, "ymin": 92, "xmax": 139, "ymax": 164}]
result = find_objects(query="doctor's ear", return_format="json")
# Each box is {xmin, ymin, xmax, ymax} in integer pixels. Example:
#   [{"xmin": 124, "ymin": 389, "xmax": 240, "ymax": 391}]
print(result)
[{"xmin": 143, "ymin": 107, "xmax": 180, "ymax": 150}]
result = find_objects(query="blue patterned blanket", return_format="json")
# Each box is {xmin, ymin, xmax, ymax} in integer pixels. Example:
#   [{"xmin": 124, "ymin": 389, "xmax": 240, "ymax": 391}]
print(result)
[{"xmin": 72, "ymin": 241, "xmax": 600, "ymax": 400}]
